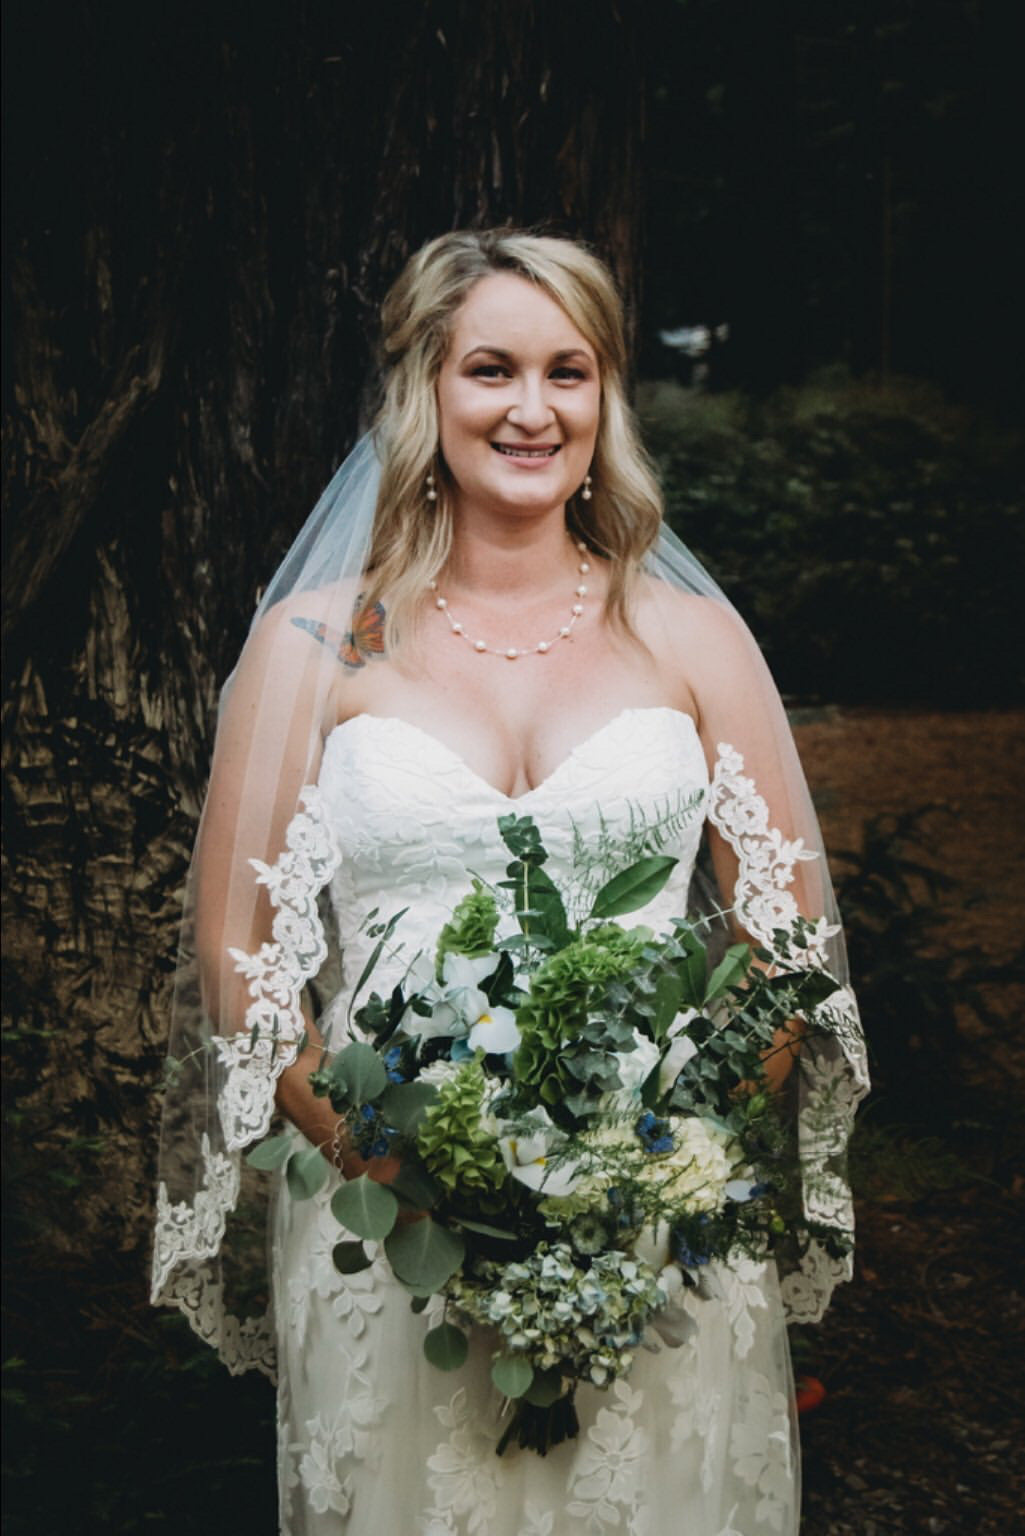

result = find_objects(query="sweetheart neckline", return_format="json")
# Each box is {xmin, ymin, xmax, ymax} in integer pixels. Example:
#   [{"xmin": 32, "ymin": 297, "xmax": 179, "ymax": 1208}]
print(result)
[{"xmin": 322, "ymin": 705, "xmax": 702, "ymax": 805}]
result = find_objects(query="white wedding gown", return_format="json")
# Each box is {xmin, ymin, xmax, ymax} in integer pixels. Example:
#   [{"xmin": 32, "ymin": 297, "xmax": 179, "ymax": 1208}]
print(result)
[{"xmin": 272, "ymin": 707, "xmax": 800, "ymax": 1536}]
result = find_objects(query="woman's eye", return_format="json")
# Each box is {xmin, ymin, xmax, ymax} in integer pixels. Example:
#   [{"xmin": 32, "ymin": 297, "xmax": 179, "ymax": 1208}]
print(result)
[
  {"xmin": 551, "ymin": 367, "xmax": 587, "ymax": 381},
  {"xmin": 471, "ymin": 364, "xmax": 509, "ymax": 378}
]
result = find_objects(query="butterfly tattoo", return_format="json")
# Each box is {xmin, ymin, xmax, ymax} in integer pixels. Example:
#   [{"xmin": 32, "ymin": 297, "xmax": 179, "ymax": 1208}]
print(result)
[{"xmin": 291, "ymin": 597, "xmax": 386, "ymax": 670}]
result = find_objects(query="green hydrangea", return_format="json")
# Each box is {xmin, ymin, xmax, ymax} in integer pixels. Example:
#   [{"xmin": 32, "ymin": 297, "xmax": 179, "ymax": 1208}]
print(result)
[
  {"xmin": 514, "ymin": 926, "xmax": 649, "ymax": 1109},
  {"xmin": 435, "ymin": 881, "xmax": 499, "ymax": 978},
  {"xmin": 417, "ymin": 1056, "xmax": 507, "ymax": 1199}
]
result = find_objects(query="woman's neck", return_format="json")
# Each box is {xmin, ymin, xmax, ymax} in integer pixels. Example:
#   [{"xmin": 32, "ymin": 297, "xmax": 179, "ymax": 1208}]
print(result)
[{"xmin": 443, "ymin": 506, "xmax": 579, "ymax": 602}]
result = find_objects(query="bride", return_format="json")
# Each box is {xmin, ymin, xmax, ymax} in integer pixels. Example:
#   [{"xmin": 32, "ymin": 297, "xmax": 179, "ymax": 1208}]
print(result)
[{"xmin": 152, "ymin": 230, "xmax": 867, "ymax": 1535}]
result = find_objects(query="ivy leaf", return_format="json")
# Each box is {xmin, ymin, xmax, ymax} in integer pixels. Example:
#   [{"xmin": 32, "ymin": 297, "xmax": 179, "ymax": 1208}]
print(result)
[
  {"xmin": 589, "ymin": 856, "xmax": 678, "ymax": 919},
  {"xmin": 245, "ymin": 1132, "xmax": 293, "ymax": 1171},
  {"xmin": 385, "ymin": 1218, "xmax": 465, "ymax": 1295},
  {"xmin": 491, "ymin": 1354, "xmax": 534, "ymax": 1398},
  {"xmin": 286, "ymin": 1144, "xmax": 329, "ymax": 1202},
  {"xmin": 328, "ymin": 1041, "xmax": 387, "ymax": 1105},
  {"xmin": 330, "ymin": 1174, "xmax": 398, "ymax": 1240},
  {"xmin": 423, "ymin": 1322, "xmax": 469, "ymax": 1371},
  {"xmin": 704, "ymin": 943, "xmax": 753, "ymax": 1005},
  {"xmin": 332, "ymin": 1240, "xmax": 373, "ymax": 1275}
]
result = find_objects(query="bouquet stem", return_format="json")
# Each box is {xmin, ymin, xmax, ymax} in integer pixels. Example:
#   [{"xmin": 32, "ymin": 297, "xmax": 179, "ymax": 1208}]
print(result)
[{"xmin": 495, "ymin": 1391, "xmax": 580, "ymax": 1457}]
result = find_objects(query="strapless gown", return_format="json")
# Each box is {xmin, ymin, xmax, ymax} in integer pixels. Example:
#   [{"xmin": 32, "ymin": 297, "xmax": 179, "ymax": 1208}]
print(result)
[{"xmin": 271, "ymin": 708, "xmax": 799, "ymax": 1536}]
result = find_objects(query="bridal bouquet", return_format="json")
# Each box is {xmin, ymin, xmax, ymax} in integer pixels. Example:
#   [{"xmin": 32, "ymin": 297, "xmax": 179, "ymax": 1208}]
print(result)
[{"xmin": 251, "ymin": 813, "xmax": 846, "ymax": 1455}]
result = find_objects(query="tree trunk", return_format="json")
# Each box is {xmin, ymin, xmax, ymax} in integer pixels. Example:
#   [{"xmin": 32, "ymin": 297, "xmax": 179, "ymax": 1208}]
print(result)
[{"xmin": 2, "ymin": 0, "xmax": 645, "ymax": 1261}]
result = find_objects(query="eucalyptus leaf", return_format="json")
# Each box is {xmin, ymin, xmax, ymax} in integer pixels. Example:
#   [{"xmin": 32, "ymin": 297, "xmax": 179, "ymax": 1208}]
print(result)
[
  {"xmin": 245, "ymin": 1132, "xmax": 294, "ymax": 1171},
  {"xmin": 380, "ymin": 1081, "xmax": 439, "ymax": 1135},
  {"xmin": 385, "ymin": 1218, "xmax": 465, "ymax": 1294},
  {"xmin": 491, "ymin": 1354, "xmax": 534, "ymax": 1398},
  {"xmin": 590, "ymin": 855, "xmax": 677, "ymax": 919},
  {"xmin": 332, "ymin": 1240, "xmax": 373, "ymax": 1275},
  {"xmin": 328, "ymin": 1041, "xmax": 387, "ymax": 1104},
  {"xmin": 286, "ymin": 1144, "xmax": 329, "ymax": 1202},
  {"xmin": 523, "ymin": 1367, "xmax": 564, "ymax": 1407},
  {"xmin": 390, "ymin": 1162, "xmax": 441, "ymax": 1210},
  {"xmin": 423, "ymin": 1322, "xmax": 469, "ymax": 1371},
  {"xmin": 330, "ymin": 1174, "xmax": 399, "ymax": 1239}
]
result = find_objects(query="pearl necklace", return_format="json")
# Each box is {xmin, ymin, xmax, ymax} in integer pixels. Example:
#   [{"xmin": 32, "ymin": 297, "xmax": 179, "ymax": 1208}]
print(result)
[{"xmin": 428, "ymin": 543, "xmax": 591, "ymax": 660}]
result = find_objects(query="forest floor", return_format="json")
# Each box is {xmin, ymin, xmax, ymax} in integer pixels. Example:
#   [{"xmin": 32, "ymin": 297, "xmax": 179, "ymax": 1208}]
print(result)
[
  {"xmin": 3, "ymin": 707, "xmax": 1023, "ymax": 1535},
  {"xmin": 791, "ymin": 707, "xmax": 1025, "ymax": 1536}
]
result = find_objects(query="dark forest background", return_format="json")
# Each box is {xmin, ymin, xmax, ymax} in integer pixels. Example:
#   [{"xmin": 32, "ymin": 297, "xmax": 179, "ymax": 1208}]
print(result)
[{"xmin": 3, "ymin": 2, "xmax": 1022, "ymax": 1532}]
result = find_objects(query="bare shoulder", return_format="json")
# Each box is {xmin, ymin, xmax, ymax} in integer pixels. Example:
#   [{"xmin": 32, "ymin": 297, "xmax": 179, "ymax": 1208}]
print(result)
[{"xmin": 632, "ymin": 572, "xmax": 751, "ymax": 666}]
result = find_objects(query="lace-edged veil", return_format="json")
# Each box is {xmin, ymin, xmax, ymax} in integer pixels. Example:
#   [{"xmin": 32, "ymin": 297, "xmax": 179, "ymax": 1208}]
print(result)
[{"xmin": 151, "ymin": 430, "xmax": 868, "ymax": 1378}]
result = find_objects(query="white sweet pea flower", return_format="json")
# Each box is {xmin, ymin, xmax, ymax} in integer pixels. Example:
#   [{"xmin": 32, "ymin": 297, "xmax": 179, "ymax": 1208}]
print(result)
[{"xmin": 495, "ymin": 1107, "xmax": 583, "ymax": 1196}]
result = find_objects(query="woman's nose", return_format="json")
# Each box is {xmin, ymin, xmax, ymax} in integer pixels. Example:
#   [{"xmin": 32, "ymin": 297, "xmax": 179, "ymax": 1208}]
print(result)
[{"xmin": 506, "ymin": 374, "xmax": 555, "ymax": 432}]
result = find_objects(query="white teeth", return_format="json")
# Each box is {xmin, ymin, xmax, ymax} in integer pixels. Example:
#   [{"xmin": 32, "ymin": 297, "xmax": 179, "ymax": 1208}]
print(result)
[{"xmin": 494, "ymin": 444, "xmax": 559, "ymax": 457}]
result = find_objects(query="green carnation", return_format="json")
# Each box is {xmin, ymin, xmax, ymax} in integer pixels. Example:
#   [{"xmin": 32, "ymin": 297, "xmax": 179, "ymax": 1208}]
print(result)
[
  {"xmin": 436, "ymin": 881, "xmax": 499, "ymax": 978},
  {"xmin": 417, "ymin": 1057, "xmax": 507, "ymax": 1199}
]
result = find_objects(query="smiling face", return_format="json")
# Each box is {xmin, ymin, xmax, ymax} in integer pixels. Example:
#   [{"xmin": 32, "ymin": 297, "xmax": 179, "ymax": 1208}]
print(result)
[{"xmin": 435, "ymin": 271, "xmax": 602, "ymax": 522}]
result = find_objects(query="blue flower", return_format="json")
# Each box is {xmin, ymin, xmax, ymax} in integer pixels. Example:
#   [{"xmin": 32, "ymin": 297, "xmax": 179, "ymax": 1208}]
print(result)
[
  {"xmin": 384, "ymin": 1046, "xmax": 405, "ymax": 1084},
  {"xmin": 673, "ymin": 1232, "xmax": 711, "ymax": 1268},
  {"xmin": 635, "ymin": 1111, "xmax": 674, "ymax": 1155}
]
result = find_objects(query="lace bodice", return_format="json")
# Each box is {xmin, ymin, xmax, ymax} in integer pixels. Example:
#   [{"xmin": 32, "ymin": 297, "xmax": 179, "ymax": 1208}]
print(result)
[{"xmin": 318, "ymin": 707, "xmax": 710, "ymax": 1002}]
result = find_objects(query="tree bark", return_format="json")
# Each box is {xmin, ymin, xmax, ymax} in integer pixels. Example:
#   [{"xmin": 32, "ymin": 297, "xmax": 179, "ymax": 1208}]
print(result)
[{"xmin": 2, "ymin": 0, "xmax": 645, "ymax": 1258}]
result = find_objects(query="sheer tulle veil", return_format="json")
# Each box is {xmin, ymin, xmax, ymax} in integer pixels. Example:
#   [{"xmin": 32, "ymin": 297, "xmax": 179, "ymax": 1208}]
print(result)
[{"xmin": 150, "ymin": 428, "xmax": 869, "ymax": 1379}]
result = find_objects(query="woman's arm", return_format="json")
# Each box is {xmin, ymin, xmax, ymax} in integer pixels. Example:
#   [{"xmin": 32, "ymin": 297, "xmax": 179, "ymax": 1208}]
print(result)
[
  {"xmin": 683, "ymin": 597, "xmax": 819, "ymax": 1092},
  {"xmin": 194, "ymin": 595, "xmax": 390, "ymax": 1174}
]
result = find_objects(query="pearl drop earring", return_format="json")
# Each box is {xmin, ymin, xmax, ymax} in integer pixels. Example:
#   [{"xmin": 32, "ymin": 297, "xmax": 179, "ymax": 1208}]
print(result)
[
  {"xmin": 581, "ymin": 473, "xmax": 593, "ymax": 501},
  {"xmin": 425, "ymin": 468, "xmax": 438, "ymax": 503}
]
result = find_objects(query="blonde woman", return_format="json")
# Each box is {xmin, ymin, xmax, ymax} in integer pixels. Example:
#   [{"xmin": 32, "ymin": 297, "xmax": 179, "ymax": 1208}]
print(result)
[{"xmin": 153, "ymin": 230, "xmax": 867, "ymax": 1535}]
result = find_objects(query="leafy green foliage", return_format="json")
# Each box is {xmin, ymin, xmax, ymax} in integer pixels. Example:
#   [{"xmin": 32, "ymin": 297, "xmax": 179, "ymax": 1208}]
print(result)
[
  {"xmin": 332, "ymin": 1240, "xmax": 373, "ymax": 1275},
  {"xmin": 330, "ymin": 1174, "xmax": 398, "ymax": 1240},
  {"xmin": 590, "ymin": 855, "xmax": 677, "ymax": 919},
  {"xmin": 640, "ymin": 376, "xmax": 1023, "ymax": 707},
  {"xmin": 244, "ymin": 1132, "xmax": 293, "ymax": 1171},
  {"xmin": 492, "ymin": 1354, "xmax": 534, "ymax": 1398},
  {"xmin": 423, "ymin": 1322, "xmax": 469, "ymax": 1371},
  {"xmin": 379, "ymin": 1081, "xmax": 438, "ymax": 1136},
  {"xmin": 285, "ymin": 1144, "xmax": 328, "ymax": 1201},
  {"xmin": 327, "ymin": 1041, "xmax": 387, "ymax": 1106},
  {"xmin": 384, "ymin": 1218, "xmax": 465, "ymax": 1295}
]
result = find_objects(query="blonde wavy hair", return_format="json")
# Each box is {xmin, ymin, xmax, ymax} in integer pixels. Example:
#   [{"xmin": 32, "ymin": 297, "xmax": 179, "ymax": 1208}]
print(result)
[{"xmin": 363, "ymin": 229, "xmax": 664, "ymax": 650}]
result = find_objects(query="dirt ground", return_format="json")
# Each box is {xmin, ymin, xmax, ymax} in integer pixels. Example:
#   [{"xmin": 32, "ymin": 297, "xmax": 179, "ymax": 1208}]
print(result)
[{"xmin": 790, "ymin": 708, "xmax": 1025, "ymax": 1535}]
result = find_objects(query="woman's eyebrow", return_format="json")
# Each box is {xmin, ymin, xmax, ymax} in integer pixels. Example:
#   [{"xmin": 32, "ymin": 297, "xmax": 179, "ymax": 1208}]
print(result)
[{"xmin": 459, "ymin": 345, "xmax": 595, "ymax": 364}]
